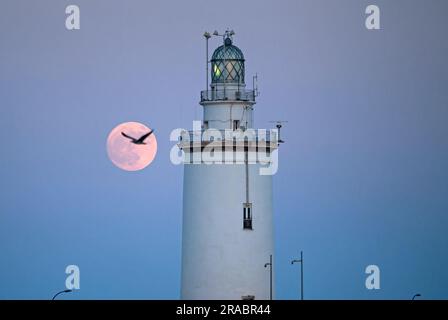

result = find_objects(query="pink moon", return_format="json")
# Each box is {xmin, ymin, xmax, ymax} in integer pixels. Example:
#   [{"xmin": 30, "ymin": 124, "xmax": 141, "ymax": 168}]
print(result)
[{"xmin": 107, "ymin": 122, "xmax": 157, "ymax": 171}]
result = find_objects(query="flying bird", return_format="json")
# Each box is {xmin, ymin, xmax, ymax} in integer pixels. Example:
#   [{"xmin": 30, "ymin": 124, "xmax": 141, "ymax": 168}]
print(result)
[{"xmin": 121, "ymin": 130, "xmax": 154, "ymax": 145}]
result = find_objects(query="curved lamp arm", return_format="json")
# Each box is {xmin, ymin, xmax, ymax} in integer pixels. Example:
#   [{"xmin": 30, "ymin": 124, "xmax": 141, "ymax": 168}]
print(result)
[{"xmin": 52, "ymin": 289, "xmax": 72, "ymax": 300}]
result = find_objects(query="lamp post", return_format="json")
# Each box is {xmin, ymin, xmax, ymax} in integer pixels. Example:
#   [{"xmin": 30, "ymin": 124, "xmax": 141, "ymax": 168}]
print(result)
[
  {"xmin": 291, "ymin": 251, "xmax": 304, "ymax": 300},
  {"xmin": 52, "ymin": 289, "xmax": 72, "ymax": 300},
  {"xmin": 264, "ymin": 254, "xmax": 273, "ymax": 300},
  {"xmin": 412, "ymin": 293, "xmax": 421, "ymax": 300}
]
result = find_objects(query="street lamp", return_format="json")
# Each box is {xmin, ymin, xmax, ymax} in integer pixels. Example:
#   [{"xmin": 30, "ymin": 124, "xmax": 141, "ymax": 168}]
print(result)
[
  {"xmin": 264, "ymin": 254, "xmax": 273, "ymax": 300},
  {"xmin": 412, "ymin": 293, "xmax": 421, "ymax": 300},
  {"xmin": 291, "ymin": 251, "xmax": 304, "ymax": 300},
  {"xmin": 52, "ymin": 289, "xmax": 72, "ymax": 300}
]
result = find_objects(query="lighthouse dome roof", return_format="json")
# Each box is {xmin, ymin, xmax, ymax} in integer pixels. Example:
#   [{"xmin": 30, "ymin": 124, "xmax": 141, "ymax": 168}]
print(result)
[{"xmin": 211, "ymin": 39, "xmax": 245, "ymax": 61}]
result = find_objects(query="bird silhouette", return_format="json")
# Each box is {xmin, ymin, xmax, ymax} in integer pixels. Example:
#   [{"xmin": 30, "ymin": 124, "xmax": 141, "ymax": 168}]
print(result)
[{"xmin": 121, "ymin": 130, "xmax": 154, "ymax": 145}]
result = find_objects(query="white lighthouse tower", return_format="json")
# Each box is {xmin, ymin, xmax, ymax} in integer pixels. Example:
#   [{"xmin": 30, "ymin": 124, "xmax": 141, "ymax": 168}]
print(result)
[{"xmin": 180, "ymin": 31, "xmax": 279, "ymax": 300}]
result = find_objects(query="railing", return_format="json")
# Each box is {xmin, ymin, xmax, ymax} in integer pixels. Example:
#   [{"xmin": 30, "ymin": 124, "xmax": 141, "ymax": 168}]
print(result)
[
  {"xmin": 179, "ymin": 129, "xmax": 278, "ymax": 144},
  {"xmin": 177, "ymin": 129, "xmax": 278, "ymax": 164},
  {"xmin": 200, "ymin": 89, "xmax": 256, "ymax": 102}
]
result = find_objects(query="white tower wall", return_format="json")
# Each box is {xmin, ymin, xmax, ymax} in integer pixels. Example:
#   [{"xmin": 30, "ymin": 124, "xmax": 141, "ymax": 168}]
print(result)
[
  {"xmin": 203, "ymin": 103, "xmax": 253, "ymax": 130},
  {"xmin": 181, "ymin": 164, "xmax": 274, "ymax": 299}
]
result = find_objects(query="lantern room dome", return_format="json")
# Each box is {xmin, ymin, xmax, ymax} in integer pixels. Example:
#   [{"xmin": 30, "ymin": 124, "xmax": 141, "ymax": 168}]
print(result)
[{"xmin": 210, "ymin": 37, "xmax": 245, "ymax": 84}]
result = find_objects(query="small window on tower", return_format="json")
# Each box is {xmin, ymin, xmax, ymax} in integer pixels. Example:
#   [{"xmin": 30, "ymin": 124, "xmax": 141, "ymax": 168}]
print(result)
[
  {"xmin": 243, "ymin": 203, "xmax": 252, "ymax": 230},
  {"xmin": 233, "ymin": 120, "xmax": 240, "ymax": 131}
]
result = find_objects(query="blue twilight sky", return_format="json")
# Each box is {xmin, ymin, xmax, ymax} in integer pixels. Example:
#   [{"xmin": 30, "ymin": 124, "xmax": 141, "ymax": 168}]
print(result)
[{"xmin": 1, "ymin": 0, "xmax": 447, "ymax": 299}]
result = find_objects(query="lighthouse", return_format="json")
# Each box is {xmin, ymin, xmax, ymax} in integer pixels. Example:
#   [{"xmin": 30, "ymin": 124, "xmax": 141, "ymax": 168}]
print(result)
[{"xmin": 179, "ymin": 31, "xmax": 279, "ymax": 300}]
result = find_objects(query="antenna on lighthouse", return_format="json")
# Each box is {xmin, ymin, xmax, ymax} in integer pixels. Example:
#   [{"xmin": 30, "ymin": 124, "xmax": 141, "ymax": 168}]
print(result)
[
  {"xmin": 203, "ymin": 31, "xmax": 212, "ymax": 92},
  {"xmin": 253, "ymin": 73, "xmax": 259, "ymax": 97},
  {"xmin": 269, "ymin": 120, "xmax": 288, "ymax": 144}
]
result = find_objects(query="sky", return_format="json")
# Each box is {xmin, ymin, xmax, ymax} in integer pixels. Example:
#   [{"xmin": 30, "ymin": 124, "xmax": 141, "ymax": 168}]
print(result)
[{"xmin": 1, "ymin": 0, "xmax": 447, "ymax": 299}]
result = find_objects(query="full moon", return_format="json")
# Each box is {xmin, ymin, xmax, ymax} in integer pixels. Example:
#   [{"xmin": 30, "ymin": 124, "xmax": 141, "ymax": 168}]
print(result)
[{"xmin": 107, "ymin": 122, "xmax": 157, "ymax": 171}]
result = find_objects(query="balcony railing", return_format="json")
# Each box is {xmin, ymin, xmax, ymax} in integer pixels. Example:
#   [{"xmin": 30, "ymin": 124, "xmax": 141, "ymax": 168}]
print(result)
[
  {"xmin": 179, "ymin": 129, "xmax": 278, "ymax": 145},
  {"xmin": 200, "ymin": 89, "xmax": 256, "ymax": 102}
]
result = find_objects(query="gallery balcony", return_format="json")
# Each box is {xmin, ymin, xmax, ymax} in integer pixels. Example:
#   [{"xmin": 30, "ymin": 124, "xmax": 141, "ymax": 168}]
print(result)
[{"xmin": 200, "ymin": 89, "xmax": 256, "ymax": 102}]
